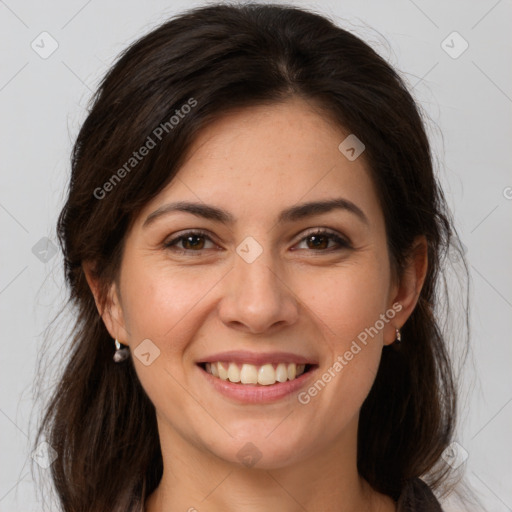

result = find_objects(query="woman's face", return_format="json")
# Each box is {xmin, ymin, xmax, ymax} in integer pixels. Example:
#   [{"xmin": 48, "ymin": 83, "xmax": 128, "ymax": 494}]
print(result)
[{"xmin": 98, "ymin": 97, "xmax": 422, "ymax": 470}]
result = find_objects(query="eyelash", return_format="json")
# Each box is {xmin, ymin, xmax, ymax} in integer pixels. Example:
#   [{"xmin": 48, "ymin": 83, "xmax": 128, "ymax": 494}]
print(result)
[{"xmin": 163, "ymin": 229, "xmax": 352, "ymax": 255}]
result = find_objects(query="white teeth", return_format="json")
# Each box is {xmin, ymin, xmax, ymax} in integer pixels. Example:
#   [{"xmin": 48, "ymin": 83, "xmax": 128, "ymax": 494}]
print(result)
[
  {"xmin": 204, "ymin": 361, "xmax": 309, "ymax": 385},
  {"xmin": 227, "ymin": 362, "xmax": 240, "ymax": 382},
  {"xmin": 258, "ymin": 364, "xmax": 276, "ymax": 385},
  {"xmin": 275, "ymin": 363, "xmax": 288, "ymax": 382},
  {"xmin": 240, "ymin": 363, "xmax": 258, "ymax": 384},
  {"xmin": 217, "ymin": 361, "xmax": 229, "ymax": 380}
]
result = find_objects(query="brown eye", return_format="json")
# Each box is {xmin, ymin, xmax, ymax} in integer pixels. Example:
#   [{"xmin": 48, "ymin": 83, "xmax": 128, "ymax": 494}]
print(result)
[
  {"xmin": 295, "ymin": 229, "xmax": 351, "ymax": 252},
  {"xmin": 163, "ymin": 228, "xmax": 351, "ymax": 255},
  {"xmin": 164, "ymin": 230, "xmax": 214, "ymax": 253},
  {"xmin": 181, "ymin": 234, "xmax": 206, "ymax": 250},
  {"xmin": 305, "ymin": 233, "xmax": 330, "ymax": 250}
]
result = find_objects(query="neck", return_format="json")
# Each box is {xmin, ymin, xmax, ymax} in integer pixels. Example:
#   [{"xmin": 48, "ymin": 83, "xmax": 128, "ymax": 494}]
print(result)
[{"xmin": 145, "ymin": 414, "xmax": 394, "ymax": 512}]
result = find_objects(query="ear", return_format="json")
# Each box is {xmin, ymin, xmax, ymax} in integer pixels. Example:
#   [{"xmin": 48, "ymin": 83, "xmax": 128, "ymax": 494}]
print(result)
[
  {"xmin": 82, "ymin": 261, "xmax": 131, "ymax": 345},
  {"xmin": 384, "ymin": 235, "xmax": 428, "ymax": 346}
]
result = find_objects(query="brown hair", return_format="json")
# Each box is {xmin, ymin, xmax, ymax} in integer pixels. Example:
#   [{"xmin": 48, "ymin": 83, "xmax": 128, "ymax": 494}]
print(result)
[{"xmin": 35, "ymin": 3, "xmax": 474, "ymax": 510}]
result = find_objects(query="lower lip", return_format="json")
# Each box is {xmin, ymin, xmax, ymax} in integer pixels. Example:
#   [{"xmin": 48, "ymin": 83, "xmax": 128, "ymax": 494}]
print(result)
[{"xmin": 197, "ymin": 364, "xmax": 318, "ymax": 404}]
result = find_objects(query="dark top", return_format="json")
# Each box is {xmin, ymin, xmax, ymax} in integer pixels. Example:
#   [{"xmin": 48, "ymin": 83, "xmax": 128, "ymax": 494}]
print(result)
[
  {"xmin": 397, "ymin": 478, "xmax": 445, "ymax": 511},
  {"xmin": 139, "ymin": 477, "xmax": 444, "ymax": 511}
]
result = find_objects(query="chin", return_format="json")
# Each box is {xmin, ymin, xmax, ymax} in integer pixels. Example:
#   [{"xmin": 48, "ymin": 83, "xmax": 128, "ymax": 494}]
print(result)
[{"xmin": 209, "ymin": 431, "xmax": 312, "ymax": 470}]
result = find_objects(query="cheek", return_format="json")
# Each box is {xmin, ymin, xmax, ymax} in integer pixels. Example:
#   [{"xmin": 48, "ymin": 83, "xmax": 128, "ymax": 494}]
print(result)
[
  {"xmin": 296, "ymin": 257, "xmax": 389, "ymax": 406},
  {"xmin": 301, "ymin": 258, "xmax": 390, "ymax": 346},
  {"xmin": 120, "ymin": 258, "xmax": 224, "ymax": 346},
  {"xmin": 121, "ymin": 246, "xmax": 390, "ymax": 360}
]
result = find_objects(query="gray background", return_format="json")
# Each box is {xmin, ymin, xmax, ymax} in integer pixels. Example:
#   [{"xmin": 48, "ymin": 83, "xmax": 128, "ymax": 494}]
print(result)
[{"xmin": 1, "ymin": 0, "xmax": 511, "ymax": 510}]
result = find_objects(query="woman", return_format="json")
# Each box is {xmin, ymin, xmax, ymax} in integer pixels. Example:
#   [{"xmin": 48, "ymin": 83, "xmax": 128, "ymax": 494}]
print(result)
[{"xmin": 35, "ymin": 3, "xmax": 477, "ymax": 511}]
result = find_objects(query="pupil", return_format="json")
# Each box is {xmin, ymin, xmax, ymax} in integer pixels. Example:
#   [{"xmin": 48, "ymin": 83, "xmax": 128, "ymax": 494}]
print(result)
[
  {"xmin": 186, "ymin": 235, "xmax": 203, "ymax": 249},
  {"xmin": 309, "ymin": 235, "xmax": 327, "ymax": 249}
]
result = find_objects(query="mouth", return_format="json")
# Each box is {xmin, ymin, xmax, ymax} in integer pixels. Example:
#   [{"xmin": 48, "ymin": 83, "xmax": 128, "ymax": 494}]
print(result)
[{"xmin": 197, "ymin": 361, "xmax": 318, "ymax": 386}]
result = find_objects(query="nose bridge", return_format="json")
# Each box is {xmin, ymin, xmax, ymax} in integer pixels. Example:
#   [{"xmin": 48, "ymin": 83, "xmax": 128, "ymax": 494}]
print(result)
[
  {"xmin": 219, "ymin": 235, "xmax": 298, "ymax": 333},
  {"xmin": 237, "ymin": 244, "xmax": 279, "ymax": 295}
]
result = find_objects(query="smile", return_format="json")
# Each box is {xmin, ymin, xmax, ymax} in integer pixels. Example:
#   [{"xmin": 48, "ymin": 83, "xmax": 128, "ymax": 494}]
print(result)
[{"xmin": 202, "ymin": 361, "xmax": 313, "ymax": 385}]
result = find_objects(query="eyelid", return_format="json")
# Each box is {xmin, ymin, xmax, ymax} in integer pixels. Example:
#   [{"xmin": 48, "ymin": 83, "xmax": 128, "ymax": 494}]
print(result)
[
  {"xmin": 163, "ymin": 227, "xmax": 352, "ymax": 253},
  {"xmin": 298, "ymin": 227, "xmax": 351, "ymax": 245},
  {"xmin": 292, "ymin": 229, "xmax": 352, "ymax": 253},
  {"xmin": 163, "ymin": 229, "xmax": 216, "ymax": 251}
]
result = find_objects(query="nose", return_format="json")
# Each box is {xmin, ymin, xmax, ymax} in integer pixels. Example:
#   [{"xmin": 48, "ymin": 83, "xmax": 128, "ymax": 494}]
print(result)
[{"xmin": 218, "ymin": 246, "xmax": 300, "ymax": 335}]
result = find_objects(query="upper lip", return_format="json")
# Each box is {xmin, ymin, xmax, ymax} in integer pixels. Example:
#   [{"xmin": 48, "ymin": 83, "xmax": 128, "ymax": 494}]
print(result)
[{"xmin": 197, "ymin": 350, "xmax": 318, "ymax": 366}]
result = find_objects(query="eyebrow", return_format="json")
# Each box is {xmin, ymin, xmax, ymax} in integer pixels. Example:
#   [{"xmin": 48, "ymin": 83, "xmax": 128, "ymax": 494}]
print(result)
[{"xmin": 142, "ymin": 197, "xmax": 369, "ymax": 228}]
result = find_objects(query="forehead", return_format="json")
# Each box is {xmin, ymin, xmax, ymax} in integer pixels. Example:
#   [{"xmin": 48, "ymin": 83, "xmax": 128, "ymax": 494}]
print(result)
[{"xmin": 136, "ymin": 98, "xmax": 383, "ymax": 229}]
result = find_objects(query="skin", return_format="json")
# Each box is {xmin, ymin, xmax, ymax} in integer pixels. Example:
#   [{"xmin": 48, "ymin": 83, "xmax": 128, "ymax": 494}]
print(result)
[{"xmin": 85, "ymin": 97, "xmax": 428, "ymax": 512}]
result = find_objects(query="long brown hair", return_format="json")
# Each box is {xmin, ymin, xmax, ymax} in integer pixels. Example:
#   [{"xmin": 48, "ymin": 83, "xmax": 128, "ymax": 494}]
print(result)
[{"xmin": 34, "ymin": 3, "xmax": 474, "ymax": 510}]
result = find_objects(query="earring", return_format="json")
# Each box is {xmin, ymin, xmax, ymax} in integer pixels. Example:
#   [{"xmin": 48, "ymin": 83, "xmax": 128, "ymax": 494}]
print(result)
[
  {"xmin": 395, "ymin": 327, "xmax": 402, "ymax": 344},
  {"xmin": 113, "ymin": 339, "xmax": 130, "ymax": 362}
]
